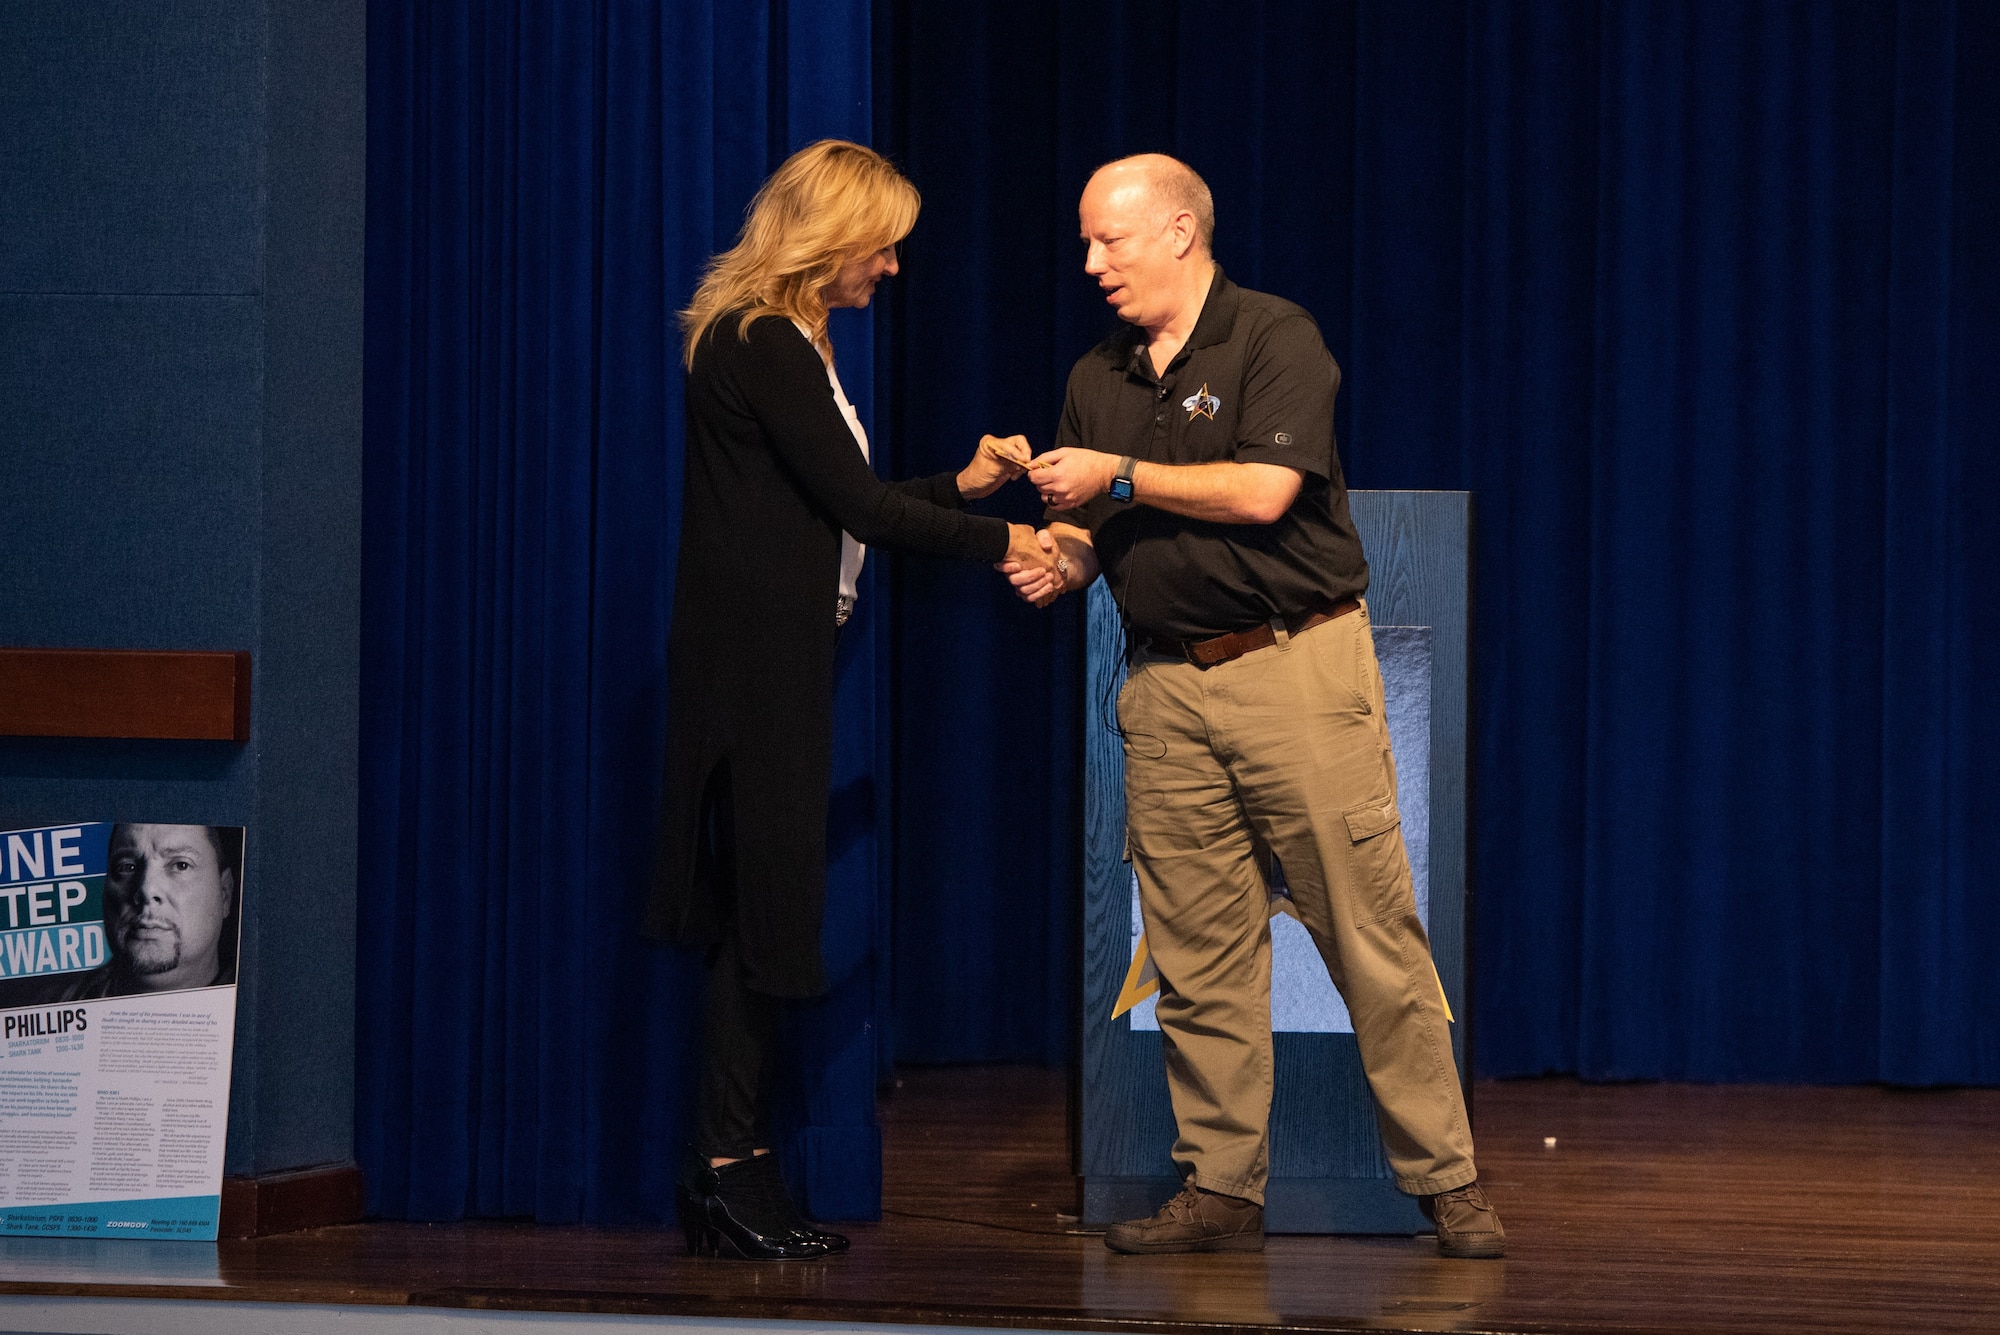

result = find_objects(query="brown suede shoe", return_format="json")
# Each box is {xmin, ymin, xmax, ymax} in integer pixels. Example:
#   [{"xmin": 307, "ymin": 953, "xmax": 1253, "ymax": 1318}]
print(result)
[
  {"xmin": 1104, "ymin": 1184, "xmax": 1264, "ymax": 1254},
  {"xmin": 1420, "ymin": 1180, "xmax": 1506, "ymax": 1258}
]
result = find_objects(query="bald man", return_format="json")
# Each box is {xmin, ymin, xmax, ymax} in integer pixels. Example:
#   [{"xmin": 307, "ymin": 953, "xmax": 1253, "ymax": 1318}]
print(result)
[{"xmin": 1007, "ymin": 155, "xmax": 1503, "ymax": 1258}]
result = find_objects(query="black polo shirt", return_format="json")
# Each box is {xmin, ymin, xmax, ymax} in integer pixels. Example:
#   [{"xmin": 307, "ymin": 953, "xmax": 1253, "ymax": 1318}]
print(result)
[{"xmin": 1051, "ymin": 268, "xmax": 1369, "ymax": 642}]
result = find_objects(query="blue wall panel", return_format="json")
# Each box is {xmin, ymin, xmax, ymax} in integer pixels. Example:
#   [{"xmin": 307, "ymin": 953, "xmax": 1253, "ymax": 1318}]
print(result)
[
  {"xmin": 0, "ymin": 296, "xmax": 260, "ymax": 646},
  {"xmin": 246, "ymin": 0, "xmax": 365, "ymax": 1177},
  {"xmin": 0, "ymin": 0, "xmax": 263, "ymax": 295},
  {"xmin": 0, "ymin": 0, "xmax": 364, "ymax": 1179}
]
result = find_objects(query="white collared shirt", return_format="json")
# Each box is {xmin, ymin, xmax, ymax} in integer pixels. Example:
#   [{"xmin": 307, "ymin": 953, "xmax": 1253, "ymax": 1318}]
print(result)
[{"xmin": 794, "ymin": 320, "xmax": 870, "ymax": 611}]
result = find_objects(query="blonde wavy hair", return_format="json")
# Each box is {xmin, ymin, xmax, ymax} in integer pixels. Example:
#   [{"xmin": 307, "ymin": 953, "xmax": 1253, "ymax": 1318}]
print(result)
[{"xmin": 680, "ymin": 140, "xmax": 920, "ymax": 368}]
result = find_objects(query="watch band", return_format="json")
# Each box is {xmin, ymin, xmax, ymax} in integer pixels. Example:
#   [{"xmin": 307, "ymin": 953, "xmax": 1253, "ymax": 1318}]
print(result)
[{"xmin": 1110, "ymin": 455, "xmax": 1137, "ymax": 503}]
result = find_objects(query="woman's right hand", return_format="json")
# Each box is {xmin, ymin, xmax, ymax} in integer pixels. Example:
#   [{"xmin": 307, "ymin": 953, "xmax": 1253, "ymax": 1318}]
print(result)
[
  {"xmin": 957, "ymin": 434, "xmax": 1033, "ymax": 500},
  {"xmin": 999, "ymin": 524, "xmax": 1065, "ymax": 607}
]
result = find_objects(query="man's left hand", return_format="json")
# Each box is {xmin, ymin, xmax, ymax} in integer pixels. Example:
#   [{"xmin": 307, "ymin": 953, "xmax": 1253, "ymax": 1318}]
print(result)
[{"xmin": 1029, "ymin": 448, "xmax": 1120, "ymax": 511}]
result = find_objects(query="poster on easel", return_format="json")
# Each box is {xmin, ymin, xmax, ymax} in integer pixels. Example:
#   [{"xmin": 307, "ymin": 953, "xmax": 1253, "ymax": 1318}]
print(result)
[{"xmin": 0, "ymin": 822, "xmax": 244, "ymax": 1240}]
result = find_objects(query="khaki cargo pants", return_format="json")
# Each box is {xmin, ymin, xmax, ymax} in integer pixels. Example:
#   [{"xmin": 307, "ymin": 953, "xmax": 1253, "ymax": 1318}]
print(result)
[{"xmin": 1119, "ymin": 603, "xmax": 1476, "ymax": 1202}]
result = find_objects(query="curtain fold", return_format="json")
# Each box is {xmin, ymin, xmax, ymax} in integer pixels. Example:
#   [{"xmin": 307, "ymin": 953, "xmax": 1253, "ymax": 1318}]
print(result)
[
  {"xmin": 359, "ymin": 0, "xmax": 885, "ymax": 1224},
  {"xmin": 1877, "ymin": 0, "xmax": 2000, "ymax": 1083},
  {"xmin": 869, "ymin": 0, "xmax": 1087, "ymax": 1066}
]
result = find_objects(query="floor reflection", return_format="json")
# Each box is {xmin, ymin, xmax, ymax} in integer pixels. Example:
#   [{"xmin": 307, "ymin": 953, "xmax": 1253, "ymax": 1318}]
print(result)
[
  {"xmin": 1081, "ymin": 1235, "xmax": 1507, "ymax": 1331},
  {"xmin": 0, "ymin": 1234, "xmax": 222, "ymax": 1286}
]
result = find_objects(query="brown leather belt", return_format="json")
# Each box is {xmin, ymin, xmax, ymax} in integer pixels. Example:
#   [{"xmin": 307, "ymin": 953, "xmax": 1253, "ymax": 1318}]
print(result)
[{"xmin": 1145, "ymin": 597, "xmax": 1361, "ymax": 669}]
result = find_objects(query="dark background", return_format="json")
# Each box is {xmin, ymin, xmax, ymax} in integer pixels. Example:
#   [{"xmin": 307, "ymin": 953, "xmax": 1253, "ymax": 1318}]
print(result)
[{"xmin": 357, "ymin": 0, "xmax": 2000, "ymax": 1224}]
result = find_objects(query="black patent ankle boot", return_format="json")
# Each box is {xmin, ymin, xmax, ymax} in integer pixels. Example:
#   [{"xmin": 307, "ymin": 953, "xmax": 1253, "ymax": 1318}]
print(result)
[
  {"xmin": 751, "ymin": 1152, "xmax": 848, "ymax": 1254},
  {"xmin": 676, "ymin": 1152, "xmax": 843, "ymax": 1260}
]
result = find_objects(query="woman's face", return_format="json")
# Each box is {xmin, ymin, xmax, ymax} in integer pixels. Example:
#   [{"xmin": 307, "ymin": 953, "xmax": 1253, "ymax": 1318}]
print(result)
[{"xmin": 824, "ymin": 243, "xmax": 899, "ymax": 309}]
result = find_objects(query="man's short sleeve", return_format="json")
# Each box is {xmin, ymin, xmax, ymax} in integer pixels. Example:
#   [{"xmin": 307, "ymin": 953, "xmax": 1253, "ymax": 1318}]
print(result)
[{"xmin": 1231, "ymin": 314, "xmax": 1340, "ymax": 479}]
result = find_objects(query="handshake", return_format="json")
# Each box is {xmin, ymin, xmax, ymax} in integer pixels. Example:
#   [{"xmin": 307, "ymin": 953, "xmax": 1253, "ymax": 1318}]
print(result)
[{"xmin": 959, "ymin": 433, "xmax": 1116, "ymax": 609}]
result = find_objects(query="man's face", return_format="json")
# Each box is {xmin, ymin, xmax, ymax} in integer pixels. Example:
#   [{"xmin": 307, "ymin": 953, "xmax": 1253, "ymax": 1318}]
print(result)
[
  {"xmin": 825, "ymin": 243, "xmax": 899, "ymax": 310},
  {"xmin": 1080, "ymin": 172, "xmax": 1184, "ymax": 331},
  {"xmin": 103, "ymin": 824, "xmax": 233, "ymax": 991}
]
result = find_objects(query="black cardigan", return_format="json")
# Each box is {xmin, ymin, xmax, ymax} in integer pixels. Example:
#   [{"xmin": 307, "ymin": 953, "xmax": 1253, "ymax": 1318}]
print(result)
[{"xmin": 647, "ymin": 312, "xmax": 1010, "ymax": 996}]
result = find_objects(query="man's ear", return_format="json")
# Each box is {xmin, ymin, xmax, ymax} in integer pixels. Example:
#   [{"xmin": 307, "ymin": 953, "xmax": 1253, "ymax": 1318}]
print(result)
[
  {"xmin": 218, "ymin": 867, "xmax": 237, "ymax": 916},
  {"xmin": 1170, "ymin": 210, "xmax": 1197, "ymax": 259}
]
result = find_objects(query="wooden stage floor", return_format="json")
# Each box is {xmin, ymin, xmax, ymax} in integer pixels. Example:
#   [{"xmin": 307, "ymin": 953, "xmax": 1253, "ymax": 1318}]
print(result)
[{"xmin": 2, "ymin": 1066, "xmax": 1997, "ymax": 1334}]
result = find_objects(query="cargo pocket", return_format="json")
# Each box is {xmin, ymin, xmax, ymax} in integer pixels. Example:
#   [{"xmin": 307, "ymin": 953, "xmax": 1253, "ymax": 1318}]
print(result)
[{"xmin": 1342, "ymin": 792, "xmax": 1415, "ymax": 925}]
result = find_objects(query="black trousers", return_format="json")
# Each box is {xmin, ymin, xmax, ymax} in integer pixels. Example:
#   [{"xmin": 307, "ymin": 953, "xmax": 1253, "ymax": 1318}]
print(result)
[
  {"xmin": 688, "ymin": 753, "xmax": 782, "ymax": 1161},
  {"xmin": 691, "ymin": 931, "xmax": 780, "ymax": 1159}
]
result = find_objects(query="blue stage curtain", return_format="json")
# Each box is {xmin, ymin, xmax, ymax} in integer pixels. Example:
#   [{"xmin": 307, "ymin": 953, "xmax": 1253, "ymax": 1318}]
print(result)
[
  {"xmin": 358, "ymin": 0, "xmax": 888, "ymax": 1224},
  {"xmin": 877, "ymin": 1, "xmax": 2000, "ymax": 1083}
]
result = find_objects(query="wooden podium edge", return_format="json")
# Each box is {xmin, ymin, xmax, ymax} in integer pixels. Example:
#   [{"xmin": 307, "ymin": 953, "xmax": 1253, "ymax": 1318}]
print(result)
[{"xmin": 219, "ymin": 1162, "xmax": 364, "ymax": 1239}]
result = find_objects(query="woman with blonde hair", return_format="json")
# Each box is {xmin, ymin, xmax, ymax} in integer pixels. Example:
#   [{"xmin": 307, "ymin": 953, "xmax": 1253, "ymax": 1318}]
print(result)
[{"xmin": 649, "ymin": 140, "xmax": 1050, "ymax": 1261}]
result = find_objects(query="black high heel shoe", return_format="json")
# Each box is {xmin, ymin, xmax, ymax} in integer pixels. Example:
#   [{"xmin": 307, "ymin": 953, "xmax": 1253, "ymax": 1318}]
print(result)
[{"xmin": 677, "ymin": 1153, "xmax": 845, "ymax": 1260}]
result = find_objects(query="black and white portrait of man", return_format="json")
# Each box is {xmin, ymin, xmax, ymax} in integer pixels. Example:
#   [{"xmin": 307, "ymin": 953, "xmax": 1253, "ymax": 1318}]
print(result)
[{"xmin": 53, "ymin": 823, "xmax": 243, "ymax": 1000}]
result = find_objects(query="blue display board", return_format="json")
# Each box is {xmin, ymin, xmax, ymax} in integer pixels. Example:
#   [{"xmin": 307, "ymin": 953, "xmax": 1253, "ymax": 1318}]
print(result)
[{"xmin": 1077, "ymin": 491, "xmax": 1471, "ymax": 1233}]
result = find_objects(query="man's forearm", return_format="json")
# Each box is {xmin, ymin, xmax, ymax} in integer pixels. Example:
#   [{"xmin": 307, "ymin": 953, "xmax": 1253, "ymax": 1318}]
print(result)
[
  {"xmin": 1129, "ymin": 460, "xmax": 1300, "ymax": 525},
  {"xmin": 1030, "ymin": 447, "xmax": 1301, "ymax": 523}
]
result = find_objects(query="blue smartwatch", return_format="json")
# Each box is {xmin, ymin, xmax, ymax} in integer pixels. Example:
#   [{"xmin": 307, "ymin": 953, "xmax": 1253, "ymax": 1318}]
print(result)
[{"xmin": 1109, "ymin": 455, "xmax": 1137, "ymax": 503}]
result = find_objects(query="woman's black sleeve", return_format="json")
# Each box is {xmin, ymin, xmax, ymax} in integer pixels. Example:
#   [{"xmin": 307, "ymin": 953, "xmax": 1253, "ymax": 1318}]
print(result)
[
  {"xmin": 889, "ymin": 471, "xmax": 971, "ymax": 508},
  {"xmin": 726, "ymin": 320, "xmax": 1010, "ymax": 562}
]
